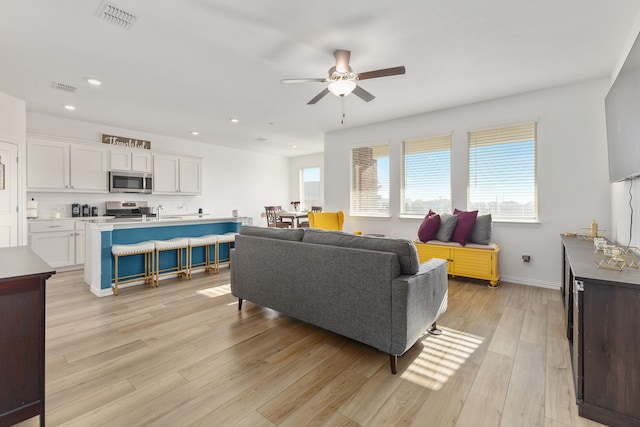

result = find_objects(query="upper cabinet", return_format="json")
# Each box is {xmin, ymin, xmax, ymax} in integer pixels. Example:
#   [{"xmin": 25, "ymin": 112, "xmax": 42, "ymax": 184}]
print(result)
[
  {"xmin": 153, "ymin": 153, "xmax": 201, "ymax": 195},
  {"xmin": 27, "ymin": 137, "xmax": 108, "ymax": 192},
  {"xmin": 109, "ymin": 148, "xmax": 152, "ymax": 173}
]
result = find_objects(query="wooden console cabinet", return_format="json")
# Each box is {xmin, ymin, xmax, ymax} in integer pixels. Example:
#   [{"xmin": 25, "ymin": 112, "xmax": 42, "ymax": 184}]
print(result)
[
  {"xmin": 0, "ymin": 247, "xmax": 54, "ymax": 427},
  {"xmin": 561, "ymin": 235, "xmax": 640, "ymax": 427}
]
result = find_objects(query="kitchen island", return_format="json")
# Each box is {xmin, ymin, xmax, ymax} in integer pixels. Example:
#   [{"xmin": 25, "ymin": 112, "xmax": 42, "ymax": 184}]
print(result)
[{"xmin": 83, "ymin": 216, "xmax": 243, "ymax": 296}]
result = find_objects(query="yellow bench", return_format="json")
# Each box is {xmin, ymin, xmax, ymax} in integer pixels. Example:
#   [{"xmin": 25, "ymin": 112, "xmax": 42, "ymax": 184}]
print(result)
[{"xmin": 415, "ymin": 240, "xmax": 501, "ymax": 286}]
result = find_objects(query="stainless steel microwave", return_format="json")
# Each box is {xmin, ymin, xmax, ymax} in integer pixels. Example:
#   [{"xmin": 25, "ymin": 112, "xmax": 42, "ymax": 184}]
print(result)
[{"xmin": 109, "ymin": 171, "xmax": 153, "ymax": 193}]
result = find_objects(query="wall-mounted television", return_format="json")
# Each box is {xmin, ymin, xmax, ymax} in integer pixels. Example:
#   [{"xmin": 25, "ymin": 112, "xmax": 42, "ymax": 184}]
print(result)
[{"xmin": 605, "ymin": 31, "xmax": 640, "ymax": 182}]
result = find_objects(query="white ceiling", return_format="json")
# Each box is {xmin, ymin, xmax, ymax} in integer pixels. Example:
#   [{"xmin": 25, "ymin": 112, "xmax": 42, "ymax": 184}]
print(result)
[{"xmin": 1, "ymin": 0, "xmax": 639, "ymax": 157}]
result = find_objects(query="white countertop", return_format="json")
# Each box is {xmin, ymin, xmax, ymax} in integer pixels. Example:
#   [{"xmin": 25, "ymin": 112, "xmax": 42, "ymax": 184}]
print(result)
[
  {"xmin": 86, "ymin": 215, "xmax": 244, "ymax": 230},
  {"xmin": 28, "ymin": 216, "xmax": 115, "ymax": 222}
]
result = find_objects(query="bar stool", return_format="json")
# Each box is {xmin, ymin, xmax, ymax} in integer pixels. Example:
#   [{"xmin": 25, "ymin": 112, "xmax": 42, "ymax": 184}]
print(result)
[
  {"xmin": 187, "ymin": 234, "xmax": 218, "ymax": 278},
  {"xmin": 152, "ymin": 237, "xmax": 190, "ymax": 286},
  {"xmin": 111, "ymin": 241, "xmax": 155, "ymax": 296},
  {"xmin": 216, "ymin": 232, "xmax": 237, "ymax": 272}
]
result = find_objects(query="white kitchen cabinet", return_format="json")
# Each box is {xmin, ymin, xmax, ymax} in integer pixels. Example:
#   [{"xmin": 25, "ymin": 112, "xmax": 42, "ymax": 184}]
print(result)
[
  {"xmin": 179, "ymin": 156, "xmax": 201, "ymax": 194},
  {"xmin": 153, "ymin": 153, "xmax": 201, "ymax": 194},
  {"xmin": 109, "ymin": 149, "xmax": 152, "ymax": 172},
  {"xmin": 75, "ymin": 221, "xmax": 85, "ymax": 265},
  {"xmin": 28, "ymin": 220, "xmax": 85, "ymax": 269},
  {"xmin": 26, "ymin": 138, "xmax": 68, "ymax": 190},
  {"xmin": 27, "ymin": 137, "xmax": 108, "ymax": 192}
]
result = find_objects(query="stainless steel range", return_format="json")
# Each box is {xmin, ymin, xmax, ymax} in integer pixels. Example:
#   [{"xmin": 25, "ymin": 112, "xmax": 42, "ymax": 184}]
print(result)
[{"xmin": 105, "ymin": 201, "xmax": 156, "ymax": 219}]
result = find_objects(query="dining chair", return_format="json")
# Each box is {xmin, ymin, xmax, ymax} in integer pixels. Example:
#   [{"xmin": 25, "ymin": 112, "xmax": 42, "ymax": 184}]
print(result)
[
  {"xmin": 297, "ymin": 206, "xmax": 322, "ymax": 228},
  {"xmin": 265, "ymin": 206, "xmax": 292, "ymax": 228}
]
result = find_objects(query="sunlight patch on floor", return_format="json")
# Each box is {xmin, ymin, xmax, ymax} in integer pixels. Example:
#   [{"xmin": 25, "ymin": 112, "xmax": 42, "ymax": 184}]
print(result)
[
  {"xmin": 197, "ymin": 283, "xmax": 231, "ymax": 298},
  {"xmin": 402, "ymin": 327, "xmax": 484, "ymax": 390}
]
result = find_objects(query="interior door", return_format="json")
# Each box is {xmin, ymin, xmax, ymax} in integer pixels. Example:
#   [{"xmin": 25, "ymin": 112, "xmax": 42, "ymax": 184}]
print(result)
[{"xmin": 0, "ymin": 141, "xmax": 18, "ymax": 247}]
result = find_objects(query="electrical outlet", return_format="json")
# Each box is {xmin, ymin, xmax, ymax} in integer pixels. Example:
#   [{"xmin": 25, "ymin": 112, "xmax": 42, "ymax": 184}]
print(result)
[{"xmin": 522, "ymin": 255, "xmax": 531, "ymax": 263}]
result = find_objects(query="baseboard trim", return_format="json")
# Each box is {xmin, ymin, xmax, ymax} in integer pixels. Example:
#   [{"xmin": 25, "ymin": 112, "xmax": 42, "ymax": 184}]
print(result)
[{"xmin": 500, "ymin": 274, "xmax": 561, "ymax": 290}]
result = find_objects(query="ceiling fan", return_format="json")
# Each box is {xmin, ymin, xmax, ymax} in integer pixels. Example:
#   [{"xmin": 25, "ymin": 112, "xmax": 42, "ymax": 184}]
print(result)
[{"xmin": 281, "ymin": 49, "xmax": 406, "ymax": 105}]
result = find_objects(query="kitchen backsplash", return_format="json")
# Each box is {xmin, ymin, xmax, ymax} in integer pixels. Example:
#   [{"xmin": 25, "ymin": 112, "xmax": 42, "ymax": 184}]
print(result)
[{"xmin": 27, "ymin": 192, "xmax": 203, "ymax": 219}]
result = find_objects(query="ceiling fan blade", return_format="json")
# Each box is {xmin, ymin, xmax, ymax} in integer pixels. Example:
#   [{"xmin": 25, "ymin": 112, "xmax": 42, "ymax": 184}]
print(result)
[
  {"xmin": 356, "ymin": 66, "xmax": 406, "ymax": 81},
  {"xmin": 280, "ymin": 78, "xmax": 326, "ymax": 84},
  {"xmin": 307, "ymin": 88, "xmax": 330, "ymax": 105},
  {"xmin": 353, "ymin": 85, "xmax": 375, "ymax": 102},
  {"xmin": 334, "ymin": 49, "xmax": 351, "ymax": 73}
]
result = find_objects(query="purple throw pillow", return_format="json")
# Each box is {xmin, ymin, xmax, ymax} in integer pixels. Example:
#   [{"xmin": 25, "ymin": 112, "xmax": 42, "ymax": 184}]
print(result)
[
  {"xmin": 452, "ymin": 209, "xmax": 478, "ymax": 246},
  {"xmin": 417, "ymin": 210, "xmax": 440, "ymax": 243}
]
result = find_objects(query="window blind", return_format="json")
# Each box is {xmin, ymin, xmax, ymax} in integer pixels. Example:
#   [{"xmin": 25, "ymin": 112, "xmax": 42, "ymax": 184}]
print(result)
[
  {"xmin": 468, "ymin": 122, "xmax": 537, "ymax": 221},
  {"xmin": 351, "ymin": 144, "xmax": 389, "ymax": 216},
  {"xmin": 401, "ymin": 134, "xmax": 451, "ymax": 215}
]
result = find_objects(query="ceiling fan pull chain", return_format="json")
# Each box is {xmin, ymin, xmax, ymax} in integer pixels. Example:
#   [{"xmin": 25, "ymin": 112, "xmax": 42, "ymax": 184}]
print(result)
[{"xmin": 341, "ymin": 97, "xmax": 346, "ymax": 125}]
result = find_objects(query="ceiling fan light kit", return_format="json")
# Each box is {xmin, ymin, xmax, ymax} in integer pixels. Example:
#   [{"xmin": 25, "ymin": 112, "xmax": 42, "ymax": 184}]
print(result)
[{"xmin": 328, "ymin": 79, "xmax": 356, "ymax": 97}]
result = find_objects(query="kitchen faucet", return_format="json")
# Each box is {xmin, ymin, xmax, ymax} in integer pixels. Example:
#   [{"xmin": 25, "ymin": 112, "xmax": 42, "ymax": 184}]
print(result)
[{"xmin": 157, "ymin": 204, "xmax": 164, "ymax": 220}]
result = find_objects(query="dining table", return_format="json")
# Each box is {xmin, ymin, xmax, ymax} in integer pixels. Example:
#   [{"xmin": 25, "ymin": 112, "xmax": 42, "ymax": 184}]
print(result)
[{"xmin": 278, "ymin": 210, "xmax": 309, "ymax": 228}]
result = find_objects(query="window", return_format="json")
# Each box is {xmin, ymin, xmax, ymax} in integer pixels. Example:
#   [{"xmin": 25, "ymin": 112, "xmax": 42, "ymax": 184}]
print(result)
[
  {"xmin": 351, "ymin": 143, "xmax": 389, "ymax": 216},
  {"xmin": 468, "ymin": 122, "xmax": 537, "ymax": 221},
  {"xmin": 300, "ymin": 167, "xmax": 321, "ymax": 209},
  {"xmin": 402, "ymin": 134, "xmax": 451, "ymax": 215}
]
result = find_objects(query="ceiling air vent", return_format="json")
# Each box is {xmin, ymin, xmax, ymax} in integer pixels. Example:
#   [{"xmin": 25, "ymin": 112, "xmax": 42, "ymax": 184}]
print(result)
[
  {"xmin": 95, "ymin": 1, "xmax": 138, "ymax": 30},
  {"xmin": 51, "ymin": 82, "xmax": 77, "ymax": 93}
]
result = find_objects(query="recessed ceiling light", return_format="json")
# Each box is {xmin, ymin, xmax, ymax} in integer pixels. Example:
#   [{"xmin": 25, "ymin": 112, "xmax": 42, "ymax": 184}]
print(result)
[
  {"xmin": 292, "ymin": 145, "xmax": 297, "ymax": 149},
  {"xmin": 64, "ymin": 105, "xmax": 76, "ymax": 110},
  {"xmin": 229, "ymin": 118, "xmax": 239, "ymax": 123},
  {"xmin": 191, "ymin": 131, "xmax": 199, "ymax": 136},
  {"xmin": 87, "ymin": 78, "xmax": 102, "ymax": 86}
]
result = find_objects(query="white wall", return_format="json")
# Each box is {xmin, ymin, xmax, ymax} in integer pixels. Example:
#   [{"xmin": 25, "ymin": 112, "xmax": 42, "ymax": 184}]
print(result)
[
  {"xmin": 324, "ymin": 78, "xmax": 612, "ymax": 288},
  {"xmin": 26, "ymin": 113, "xmax": 290, "ymax": 226}
]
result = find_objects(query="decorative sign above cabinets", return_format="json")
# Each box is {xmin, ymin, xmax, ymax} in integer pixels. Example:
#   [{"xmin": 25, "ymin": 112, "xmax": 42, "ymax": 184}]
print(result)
[{"xmin": 102, "ymin": 134, "xmax": 151, "ymax": 150}]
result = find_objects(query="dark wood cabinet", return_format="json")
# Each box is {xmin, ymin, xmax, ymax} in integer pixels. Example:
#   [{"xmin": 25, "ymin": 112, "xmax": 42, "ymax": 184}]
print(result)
[
  {"xmin": 561, "ymin": 236, "xmax": 640, "ymax": 427},
  {"xmin": 0, "ymin": 247, "xmax": 54, "ymax": 427}
]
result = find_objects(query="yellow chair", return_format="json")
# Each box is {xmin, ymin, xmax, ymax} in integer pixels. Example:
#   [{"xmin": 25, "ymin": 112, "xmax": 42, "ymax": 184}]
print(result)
[{"xmin": 308, "ymin": 211, "xmax": 345, "ymax": 230}]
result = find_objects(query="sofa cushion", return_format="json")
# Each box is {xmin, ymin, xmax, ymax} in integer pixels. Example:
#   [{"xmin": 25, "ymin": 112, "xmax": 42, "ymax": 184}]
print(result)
[
  {"xmin": 417, "ymin": 209, "xmax": 440, "ymax": 243},
  {"xmin": 452, "ymin": 209, "xmax": 478, "ymax": 246},
  {"xmin": 435, "ymin": 214, "xmax": 458, "ymax": 242},
  {"xmin": 469, "ymin": 214, "xmax": 492, "ymax": 245},
  {"xmin": 240, "ymin": 225, "xmax": 305, "ymax": 241},
  {"xmin": 303, "ymin": 229, "xmax": 420, "ymax": 275}
]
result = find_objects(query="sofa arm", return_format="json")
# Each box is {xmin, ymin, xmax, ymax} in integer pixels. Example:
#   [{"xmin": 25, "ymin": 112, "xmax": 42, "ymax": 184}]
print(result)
[{"xmin": 390, "ymin": 258, "xmax": 448, "ymax": 356}]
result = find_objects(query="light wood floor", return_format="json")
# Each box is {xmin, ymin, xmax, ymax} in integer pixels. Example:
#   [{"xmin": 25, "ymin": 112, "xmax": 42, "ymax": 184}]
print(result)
[{"xmin": 15, "ymin": 269, "xmax": 604, "ymax": 427}]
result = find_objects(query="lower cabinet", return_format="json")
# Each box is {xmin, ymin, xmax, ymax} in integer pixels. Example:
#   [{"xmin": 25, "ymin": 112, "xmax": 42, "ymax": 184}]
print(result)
[
  {"xmin": 28, "ymin": 221, "xmax": 85, "ymax": 269},
  {"xmin": 562, "ymin": 235, "xmax": 640, "ymax": 427}
]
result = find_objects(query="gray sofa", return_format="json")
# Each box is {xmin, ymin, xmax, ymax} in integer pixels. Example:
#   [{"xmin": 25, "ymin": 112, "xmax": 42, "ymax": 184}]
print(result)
[{"xmin": 230, "ymin": 225, "xmax": 448, "ymax": 374}]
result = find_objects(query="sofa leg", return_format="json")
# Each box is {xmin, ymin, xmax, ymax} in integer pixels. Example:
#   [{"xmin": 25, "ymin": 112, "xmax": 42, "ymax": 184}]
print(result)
[
  {"xmin": 429, "ymin": 321, "xmax": 443, "ymax": 335},
  {"xmin": 238, "ymin": 298, "xmax": 243, "ymax": 310},
  {"xmin": 389, "ymin": 355, "xmax": 397, "ymax": 374}
]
